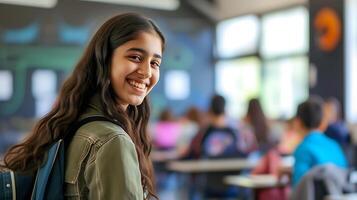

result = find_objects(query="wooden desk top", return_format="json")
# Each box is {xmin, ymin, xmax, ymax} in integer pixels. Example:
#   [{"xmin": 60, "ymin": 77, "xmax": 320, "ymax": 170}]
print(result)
[
  {"xmin": 224, "ymin": 174, "xmax": 289, "ymax": 189},
  {"xmin": 325, "ymin": 193, "xmax": 357, "ymax": 200},
  {"xmin": 167, "ymin": 158, "xmax": 257, "ymax": 173},
  {"xmin": 151, "ymin": 149, "xmax": 180, "ymax": 162},
  {"xmin": 167, "ymin": 156, "xmax": 294, "ymax": 173}
]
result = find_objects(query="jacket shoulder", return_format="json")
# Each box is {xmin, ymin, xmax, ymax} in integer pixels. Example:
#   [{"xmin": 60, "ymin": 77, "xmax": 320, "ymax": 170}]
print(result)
[{"xmin": 75, "ymin": 120, "xmax": 129, "ymax": 143}]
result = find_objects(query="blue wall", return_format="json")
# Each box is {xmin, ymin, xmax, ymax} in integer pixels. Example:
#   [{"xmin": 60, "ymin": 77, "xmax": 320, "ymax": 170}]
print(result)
[{"xmin": 0, "ymin": 1, "xmax": 214, "ymax": 128}]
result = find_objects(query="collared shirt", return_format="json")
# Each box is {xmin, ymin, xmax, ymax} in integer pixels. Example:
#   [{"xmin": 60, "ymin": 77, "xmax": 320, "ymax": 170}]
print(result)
[{"xmin": 292, "ymin": 130, "xmax": 347, "ymax": 186}]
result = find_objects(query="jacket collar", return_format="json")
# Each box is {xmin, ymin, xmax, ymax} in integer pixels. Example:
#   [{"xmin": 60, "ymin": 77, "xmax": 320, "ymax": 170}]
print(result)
[{"xmin": 80, "ymin": 94, "xmax": 106, "ymax": 119}]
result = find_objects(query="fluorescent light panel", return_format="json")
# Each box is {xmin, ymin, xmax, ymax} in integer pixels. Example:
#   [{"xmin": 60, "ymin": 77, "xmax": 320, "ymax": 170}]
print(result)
[
  {"xmin": 81, "ymin": 0, "xmax": 179, "ymax": 10},
  {"xmin": 0, "ymin": 0, "xmax": 57, "ymax": 8}
]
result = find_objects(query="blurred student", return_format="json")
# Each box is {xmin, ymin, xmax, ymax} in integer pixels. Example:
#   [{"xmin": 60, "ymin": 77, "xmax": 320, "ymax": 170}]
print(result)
[
  {"xmin": 187, "ymin": 94, "xmax": 240, "ymax": 199},
  {"xmin": 277, "ymin": 118, "xmax": 303, "ymax": 155},
  {"xmin": 176, "ymin": 106, "xmax": 203, "ymax": 157},
  {"xmin": 251, "ymin": 144, "xmax": 290, "ymax": 200},
  {"xmin": 292, "ymin": 97, "xmax": 348, "ymax": 186},
  {"xmin": 152, "ymin": 108, "xmax": 181, "ymax": 150},
  {"xmin": 322, "ymin": 97, "xmax": 350, "ymax": 147},
  {"xmin": 250, "ymin": 120, "xmax": 297, "ymax": 200},
  {"xmin": 239, "ymin": 98, "xmax": 270, "ymax": 154},
  {"xmin": 189, "ymin": 94, "xmax": 239, "ymax": 159}
]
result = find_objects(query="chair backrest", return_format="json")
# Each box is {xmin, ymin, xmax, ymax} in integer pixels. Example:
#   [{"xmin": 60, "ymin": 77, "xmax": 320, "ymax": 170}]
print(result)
[
  {"xmin": 200, "ymin": 126, "xmax": 239, "ymax": 158},
  {"xmin": 291, "ymin": 164, "xmax": 352, "ymax": 200}
]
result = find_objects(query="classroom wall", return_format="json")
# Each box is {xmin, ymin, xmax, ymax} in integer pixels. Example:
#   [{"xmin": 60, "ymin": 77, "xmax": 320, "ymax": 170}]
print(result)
[
  {"xmin": 0, "ymin": 0, "xmax": 215, "ymax": 131},
  {"xmin": 309, "ymin": 0, "xmax": 345, "ymax": 117}
]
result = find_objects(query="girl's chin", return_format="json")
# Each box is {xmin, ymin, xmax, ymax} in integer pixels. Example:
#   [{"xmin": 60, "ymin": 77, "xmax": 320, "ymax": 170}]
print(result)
[{"xmin": 128, "ymin": 98, "xmax": 145, "ymax": 106}]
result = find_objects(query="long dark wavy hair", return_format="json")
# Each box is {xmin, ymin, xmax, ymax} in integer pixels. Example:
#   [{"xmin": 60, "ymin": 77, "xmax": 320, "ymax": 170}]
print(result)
[
  {"xmin": 246, "ymin": 98, "xmax": 270, "ymax": 146},
  {"xmin": 1, "ymin": 13, "xmax": 165, "ymax": 199}
]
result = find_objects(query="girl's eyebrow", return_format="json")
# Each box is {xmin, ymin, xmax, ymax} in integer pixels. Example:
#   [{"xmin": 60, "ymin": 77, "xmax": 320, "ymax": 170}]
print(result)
[{"xmin": 127, "ymin": 47, "xmax": 162, "ymax": 59}]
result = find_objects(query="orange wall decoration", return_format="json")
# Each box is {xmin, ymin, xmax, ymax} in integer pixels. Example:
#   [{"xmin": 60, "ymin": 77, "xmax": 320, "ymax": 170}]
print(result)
[{"xmin": 314, "ymin": 7, "xmax": 341, "ymax": 52}]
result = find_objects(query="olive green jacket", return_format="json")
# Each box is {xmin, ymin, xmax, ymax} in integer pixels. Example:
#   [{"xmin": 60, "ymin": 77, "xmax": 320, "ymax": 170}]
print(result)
[{"xmin": 64, "ymin": 96, "xmax": 143, "ymax": 200}]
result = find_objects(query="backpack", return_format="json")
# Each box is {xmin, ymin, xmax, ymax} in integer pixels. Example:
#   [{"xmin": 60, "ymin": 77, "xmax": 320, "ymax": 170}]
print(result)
[
  {"xmin": 200, "ymin": 126, "xmax": 240, "ymax": 158},
  {"xmin": 0, "ymin": 116, "xmax": 113, "ymax": 200},
  {"xmin": 185, "ymin": 125, "xmax": 240, "ymax": 159}
]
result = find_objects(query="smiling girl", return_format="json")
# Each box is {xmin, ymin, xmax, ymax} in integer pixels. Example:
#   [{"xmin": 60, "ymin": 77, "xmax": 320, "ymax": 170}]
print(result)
[{"xmin": 1, "ymin": 13, "xmax": 165, "ymax": 200}]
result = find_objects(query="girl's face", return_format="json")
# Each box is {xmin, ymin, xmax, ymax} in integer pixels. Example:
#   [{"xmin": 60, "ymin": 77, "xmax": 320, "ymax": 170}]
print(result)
[{"xmin": 110, "ymin": 31, "xmax": 162, "ymax": 109}]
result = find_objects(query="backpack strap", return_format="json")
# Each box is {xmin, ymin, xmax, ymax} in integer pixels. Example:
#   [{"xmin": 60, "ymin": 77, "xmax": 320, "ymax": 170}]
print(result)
[
  {"xmin": 0, "ymin": 170, "xmax": 16, "ymax": 200},
  {"xmin": 32, "ymin": 115, "xmax": 116, "ymax": 200},
  {"xmin": 72, "ymin": 116, "xmax": 115, "ymax": 131}
]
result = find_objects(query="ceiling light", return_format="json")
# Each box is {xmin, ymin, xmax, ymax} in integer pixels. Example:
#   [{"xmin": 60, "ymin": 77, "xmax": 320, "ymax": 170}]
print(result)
[
  {"xmin": 81, "ymin": 0, "xmax": 179, "ymax": 10},
  {"xmin": 0, "ymin": 0, "xmax": 57, "ymax": 8}
]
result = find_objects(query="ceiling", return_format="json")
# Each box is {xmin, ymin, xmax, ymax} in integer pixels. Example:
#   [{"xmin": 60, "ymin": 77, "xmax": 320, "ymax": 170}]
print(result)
[
  {"xmin": 0, "ymin": 0, "xmax": 308, "ymax": 21},
  {"xmin": 186, "ymin": 0, "xmax": 308, "ymax": 21}
]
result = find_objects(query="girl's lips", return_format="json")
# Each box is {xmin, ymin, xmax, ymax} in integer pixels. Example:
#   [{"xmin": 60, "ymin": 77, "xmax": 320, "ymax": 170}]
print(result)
[{"xmin": 127, "ymin": 79, "xmax": 147, "ymax": 94}]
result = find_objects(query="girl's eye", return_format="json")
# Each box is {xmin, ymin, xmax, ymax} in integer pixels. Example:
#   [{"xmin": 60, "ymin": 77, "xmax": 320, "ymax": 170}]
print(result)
[
  {"xmin": 151, "ymin": 61, "xmax": 161, "ymax": 68},
  {"xmin": 129, "ymin": 55, "xmax": 142, "ymax": 62}
]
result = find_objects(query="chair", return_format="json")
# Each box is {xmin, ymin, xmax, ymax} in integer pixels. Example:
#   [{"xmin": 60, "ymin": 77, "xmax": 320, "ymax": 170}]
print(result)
[{"xmin": 291, "ymin": 164, "xmax": 355, "ymax": 200}]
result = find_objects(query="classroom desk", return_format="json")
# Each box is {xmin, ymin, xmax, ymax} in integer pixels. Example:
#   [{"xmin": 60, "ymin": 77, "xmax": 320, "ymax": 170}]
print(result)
[
  {"xmin": 151, "ymin": 149, "xmax": 180, "ymax": 162},
  {"xmin": 224, "ymin": 174, "xmax": 290, "ymax": 200},
  {"xmin": 325, "ymin": 193, "xmax": 357, "ymax": 200},
  {"xmin": 224, "ymin": 174, "xmax": 288, "ymax": 189},
  {"xmin": 167, "ymin": 156, "xmax": 294, "ymax": 173},
  {"xmin": 166, "ymin": 157, "xmax": 293, "ymax": 199},
  {"xmin": 167, "ymin": 158, "xmax": 257, "ymax": 173},
  {"xmin": 165, "ymin": 158, "xmax": 258, "ymax": 199}
]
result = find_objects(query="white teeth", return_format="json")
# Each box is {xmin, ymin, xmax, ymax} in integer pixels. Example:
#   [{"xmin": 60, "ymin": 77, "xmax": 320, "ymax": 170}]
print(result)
[{"xmin": 128, "ymin": 80, "xmax": 146, "ymax": 89}]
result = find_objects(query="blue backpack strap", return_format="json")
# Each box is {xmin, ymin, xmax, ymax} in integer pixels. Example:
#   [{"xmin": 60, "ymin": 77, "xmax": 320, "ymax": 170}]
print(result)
[
  {"xmin": 32, "ymin": 140, "xmax": 63, "ymax": 200},
  {"xmin": 0, "ymin": 171, "xmax": 15, "ymax": 200},
  {"xmin": 31, "ymin": 115, "xmax": 114, "ymax": 200},
  {"xmin": 15, "ymin": 172, "xmax": 35, "ymax": 199}
]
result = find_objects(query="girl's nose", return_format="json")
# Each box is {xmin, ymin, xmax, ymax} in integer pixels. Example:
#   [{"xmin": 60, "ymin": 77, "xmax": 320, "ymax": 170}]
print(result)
[{"xmin": 137, "ymin": 62, "xmax": 152, "ymax": 78}]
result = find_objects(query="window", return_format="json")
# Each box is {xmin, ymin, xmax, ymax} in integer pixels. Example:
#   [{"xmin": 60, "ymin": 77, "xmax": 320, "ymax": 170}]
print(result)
[
  {"xmin": 0, "ymin": 70, "xmax": 13, "ymax": 101},
  {"xmin": 345, "ymin": 0, "xmax": 357, "ymax": 123},
  {"xmin": 31, "ymin": 69, "xmax": 57, "ymax": 117},
  {"xmin": 216, "ymin": 15, "xmax": 259, "ymax": 58},
  {"xmin": 164, "ymin": 70, "xmax": 190, "ymax": 100},
  {"xmin": 261, "ymin": 57, "xmax": 309, "ymax": 119},
  {"xmin": 215, "ymin": 6, "xmax": 309, "ymax": 119},
  {"xmin": 216, "ymin": 57, "xmax": 260, "ymax": 118},
  {"xmin": 260, "ymin": 7, "xmax": 309, "ymax": 58}
]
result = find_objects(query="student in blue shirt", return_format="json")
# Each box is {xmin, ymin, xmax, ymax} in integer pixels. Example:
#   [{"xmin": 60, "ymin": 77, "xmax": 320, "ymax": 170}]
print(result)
[{"xmin": 292, "ymin": 97, "xmax": 348, "ymax": 186}]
